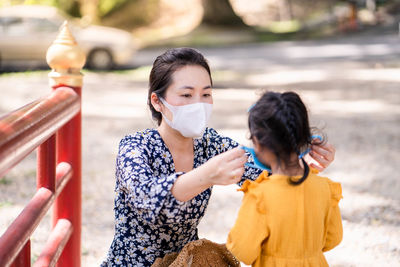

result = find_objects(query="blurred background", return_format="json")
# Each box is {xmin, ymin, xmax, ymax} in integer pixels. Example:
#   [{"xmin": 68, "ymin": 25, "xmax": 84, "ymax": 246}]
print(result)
[{"xmin": 0, "ymin": 0, "xmax": 399, "ymax": 266}]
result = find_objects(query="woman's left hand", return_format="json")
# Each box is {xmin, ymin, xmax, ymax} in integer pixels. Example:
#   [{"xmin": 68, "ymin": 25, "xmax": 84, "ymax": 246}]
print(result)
[{"xmin": 306, "ymin": 141, "xmax": 336, "ymax": 172}]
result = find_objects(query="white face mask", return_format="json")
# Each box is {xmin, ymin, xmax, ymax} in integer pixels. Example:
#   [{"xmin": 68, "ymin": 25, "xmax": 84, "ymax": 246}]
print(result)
[{"xmin": 160, "ymin": 98, "xmax": 213, "ymax": 138}]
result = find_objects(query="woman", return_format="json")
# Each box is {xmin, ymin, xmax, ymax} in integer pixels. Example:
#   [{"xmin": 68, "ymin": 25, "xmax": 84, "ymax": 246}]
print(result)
[{"xmin": 101, "ymin": 48, "xmax": 335, "ymax": 266}]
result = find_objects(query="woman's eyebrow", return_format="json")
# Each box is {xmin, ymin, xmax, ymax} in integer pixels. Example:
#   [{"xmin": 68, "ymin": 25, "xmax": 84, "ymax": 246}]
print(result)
[{"xmin": 178, "ymin": 85, "xmax": 212, "ymax": 90}]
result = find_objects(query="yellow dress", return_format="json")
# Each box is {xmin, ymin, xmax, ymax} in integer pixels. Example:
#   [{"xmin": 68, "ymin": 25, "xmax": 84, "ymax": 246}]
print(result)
[{"xmin": 226, "ymin": 170, "xmax": 343, "ymax": 267}]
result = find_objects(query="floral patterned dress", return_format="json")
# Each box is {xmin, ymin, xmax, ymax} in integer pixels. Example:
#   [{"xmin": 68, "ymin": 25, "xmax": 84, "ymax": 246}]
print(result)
[{"xmin": 101, "ymin": 128, "xmax": 261, "ymax": 266}]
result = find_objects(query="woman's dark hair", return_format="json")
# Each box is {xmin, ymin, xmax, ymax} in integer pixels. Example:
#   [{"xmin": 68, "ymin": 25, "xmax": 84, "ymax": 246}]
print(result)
[
  {"xmin": 148, "ymin": 47, "xmax": 212, "ymax": 125},
  {"xmin": 248, "ymin": 91, "xmax": 324, "ymax": 185}
]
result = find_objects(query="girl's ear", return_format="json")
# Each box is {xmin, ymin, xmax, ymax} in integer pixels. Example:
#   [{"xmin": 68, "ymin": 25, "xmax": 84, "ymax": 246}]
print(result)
[
  {"xmin": 151, "ymin": 93, "xmax": 162, "ymax": 113},
  {"xmin": 253, "ymin": 137, "xmax": 261, "ymax": 151}
]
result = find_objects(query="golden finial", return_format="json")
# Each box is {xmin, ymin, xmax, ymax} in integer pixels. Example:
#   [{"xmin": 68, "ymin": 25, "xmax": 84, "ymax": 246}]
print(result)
[
  {"xmin": 52, "ymin": 21, "xmax": 78, "ymax": 46},
  {"xmin": 46, "ymin": 21, "xmax": 86, "ymax": 87}
]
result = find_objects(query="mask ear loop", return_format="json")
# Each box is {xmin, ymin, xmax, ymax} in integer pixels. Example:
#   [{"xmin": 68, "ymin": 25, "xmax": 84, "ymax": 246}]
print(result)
[
  {"xmin": 159, "ymin": 97, "xmax": 177, "ymax": 126},
  {"xmin": 298, "ymin": 134, "xmax": 323, "ymax": 159},
  {"xmin": 159, "ymin": 98, "xmax": 176, "ymax": 113}
]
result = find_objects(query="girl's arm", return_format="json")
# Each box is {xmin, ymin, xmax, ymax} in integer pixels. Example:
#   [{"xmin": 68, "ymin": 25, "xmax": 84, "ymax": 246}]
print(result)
[
  {"xmin": 323, "ymin": 180, "xmax": 343, "ymax": 251},
  {"xmin": 226, "ymin": 191, "xmax": 269, "ymax": 265}
]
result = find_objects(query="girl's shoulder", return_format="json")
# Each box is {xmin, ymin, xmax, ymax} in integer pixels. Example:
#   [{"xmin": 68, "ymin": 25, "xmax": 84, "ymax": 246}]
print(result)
[
  {"xmin": 310, "ymin": 173, "xmax": 343, "ymax": 203},
  {"xmin": 238, "ymin": 171, "xmax": 270, "ymax": 194},
  {"xmin": 239, "ymin": 171, "xmax": 342, "ymax": 199},
  {"xmin": 320, "ymin": 177, "xmax": 342, "ymax": 203},
  {"xmin": 237, "ymin": 171, "xmax": 273, "ymax": 214}
]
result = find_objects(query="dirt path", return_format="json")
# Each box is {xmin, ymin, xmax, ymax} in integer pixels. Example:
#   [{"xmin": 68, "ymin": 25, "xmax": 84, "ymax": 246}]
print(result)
[{"xmin": 1, "ymin": 33, "xmax": 399, "ymax": 266}]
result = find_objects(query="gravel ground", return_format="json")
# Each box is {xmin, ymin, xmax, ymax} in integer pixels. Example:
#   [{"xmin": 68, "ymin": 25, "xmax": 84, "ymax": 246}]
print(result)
[{"xmin": 1, "ymin": 34, "xmax": 400, "ymax": 266}]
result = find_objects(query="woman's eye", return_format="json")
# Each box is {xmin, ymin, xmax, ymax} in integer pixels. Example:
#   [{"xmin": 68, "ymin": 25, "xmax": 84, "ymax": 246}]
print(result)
[
  {"xmin": 203, "ymin": 94, "xmax": 211, "ymax": 97},
  {"xmin": 182, "ymin": 94, "xmax": 191, "ymax": 98}
]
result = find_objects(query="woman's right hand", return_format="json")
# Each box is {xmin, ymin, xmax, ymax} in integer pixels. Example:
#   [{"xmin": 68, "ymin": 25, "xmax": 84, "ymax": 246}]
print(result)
[
  {"xmin": 203, "ymin": 147, "xmax": 248, "ymax": 186},
  {"xmin": 172, "ymin": 147, "xmax": 248, "ymax": 202}
]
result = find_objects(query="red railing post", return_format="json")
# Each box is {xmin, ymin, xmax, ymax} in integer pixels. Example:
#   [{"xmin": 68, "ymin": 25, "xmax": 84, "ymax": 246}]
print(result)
[
  {"xmin": 37, "ymin": 135, "xmax": 56, "ymax": 191},
  {"xmin": 52, "ymin": 86, "xmax": 82, "ymax": 267},
  {"xmin": 10, "ymin": 241, "xmax": 31, "ymax": 267},
  {"xmin": 46, "ymin": 21, "xmax": 86, "ymax": 267},
  {"xmin": 0, "ymin": 88, "xmax": 79, "ymax": 266}
]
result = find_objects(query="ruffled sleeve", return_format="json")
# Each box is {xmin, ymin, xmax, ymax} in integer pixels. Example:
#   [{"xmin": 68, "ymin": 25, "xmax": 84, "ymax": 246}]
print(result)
[
  {"xmin": 323, "ymin": 179, "xmax": 343, "ymax": 252},
  {"xmin": 329, "ymin": 180, "xmax": 343, "ymax": 203},
  {"xmin": 115, "ymin": 134, "xmax": 183, "ymax": 224},
  {"xmin": 227, "ymin": 184, "xmax": 269, "ymax": 265},
  {"xmin": 238, "ymin": 172, "xmax": 269, "ymax": 213}
]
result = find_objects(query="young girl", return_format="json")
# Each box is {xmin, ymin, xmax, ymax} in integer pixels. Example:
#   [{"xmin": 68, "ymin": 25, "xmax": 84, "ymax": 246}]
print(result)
[{"xmin": 226, "ymin": 91, "xmax": 343, "ymax": 267}]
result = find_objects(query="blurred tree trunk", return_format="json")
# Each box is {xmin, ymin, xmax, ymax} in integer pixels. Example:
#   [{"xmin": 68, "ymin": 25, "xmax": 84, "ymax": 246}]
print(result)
[
  {"xmin": 366, "ymin": 0, "xmax": 376, "ymax": 11},
  {"xmin": 200, "ymin": 0, "xmax": 248, "ymax": 27},
  {"xmin": 80, "ymin": 0, "xmax": 100, "ymax": 24},
  {"xmin": 348, "ymin": 1, "xmax": 358, "ymax": 30},
  {"xmin": 278, "ymin": 0, "xmax": 293, "ymax": 21}
]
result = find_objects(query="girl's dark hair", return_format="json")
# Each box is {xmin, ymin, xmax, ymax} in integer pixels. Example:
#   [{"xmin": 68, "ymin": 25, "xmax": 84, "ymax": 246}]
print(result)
[
  {"xmin": 148, "ymin": 47, "xmax": 212, "ymax": 125},
  {"xmin": 248, "ymin": 91, "xmax": 324, "ymax": 185}
]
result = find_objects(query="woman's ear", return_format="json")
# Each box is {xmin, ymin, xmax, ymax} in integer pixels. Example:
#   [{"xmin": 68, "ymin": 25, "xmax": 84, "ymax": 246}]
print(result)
[{"xmin": 151, "ymin": 93, "xmax": 162, "ymax": 113}]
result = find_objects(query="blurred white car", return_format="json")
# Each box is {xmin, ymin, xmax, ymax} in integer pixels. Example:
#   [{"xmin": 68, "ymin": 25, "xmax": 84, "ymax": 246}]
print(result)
[{"xmin": 0, "ymin": 5, "xmax": 136, "ymax": 70}]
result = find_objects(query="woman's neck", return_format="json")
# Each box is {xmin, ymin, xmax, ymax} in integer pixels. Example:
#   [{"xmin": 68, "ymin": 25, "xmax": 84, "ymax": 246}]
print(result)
[{"xmin": 157, "ymin": 121, "xmax": 193, "ymax": 152}]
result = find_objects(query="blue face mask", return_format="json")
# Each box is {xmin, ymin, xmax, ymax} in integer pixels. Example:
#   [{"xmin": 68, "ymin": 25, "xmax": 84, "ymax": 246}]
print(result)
[
  {"xmin": 241, "ymin": 135, "xmax": 322, "ymax": 172},
  {"xmin": 241, "ymin": 146, "xmax": 272, "ymax": 172}
]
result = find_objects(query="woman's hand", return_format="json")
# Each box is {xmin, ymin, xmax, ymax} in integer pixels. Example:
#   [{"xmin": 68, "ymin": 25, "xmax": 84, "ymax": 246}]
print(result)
[
  {"xmin": 204, "ymin": 147, "xmax": 248, "ymax": 186},
  {"xmin": 171, "ymin": 147, "xmax": 247, "ymax": 202},
  {"xmin": 306, "ymin": 141, "xmax": 336, "ymax": 172}
]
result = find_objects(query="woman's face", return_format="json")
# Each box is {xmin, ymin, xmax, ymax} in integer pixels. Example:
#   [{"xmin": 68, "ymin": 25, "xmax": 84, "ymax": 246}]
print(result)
[
  {"xmin": 153, "ymin": 65, "xmax": 213, "ymax": 121},
  {"xmin": 166, "ymin": 65, "xmax": 212, "ymax": 105}
]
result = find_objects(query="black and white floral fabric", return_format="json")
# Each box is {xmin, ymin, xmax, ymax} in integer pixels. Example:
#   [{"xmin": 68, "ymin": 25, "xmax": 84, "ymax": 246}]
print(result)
[{"xmin": 101, "ymin": 128, "xmax": 261, "ymax": 266}]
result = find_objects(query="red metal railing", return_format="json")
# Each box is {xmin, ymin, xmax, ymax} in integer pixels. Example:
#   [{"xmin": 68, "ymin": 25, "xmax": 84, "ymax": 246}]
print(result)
[{"xmin": 0, "ymin": 86, "xmax": 82, "ymax": 267}]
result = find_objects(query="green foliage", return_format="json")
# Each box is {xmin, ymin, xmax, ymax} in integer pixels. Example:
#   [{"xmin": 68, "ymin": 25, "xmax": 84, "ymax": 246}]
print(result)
[
  {"xmin": 98, "ymin": 0, "xmax": 129, "ymax": 17},
  {"xmin": 0, "ymin": 0, "xmax": 81, "ymax": 17},
  {"xmin": 0, "ymin": 0, "xmax": 30, "ymax": 7},
  {"xmin": 101, "ymin": 0, "xmax": 160, "ymax": 29},
  {"xmin": 0, "ymin": 177, "xmax": 12, "ymax": 185},
  {"xmin": 62, "ymin": 0, "xmax": 81, "ymax": 17},
  {"xmin": 267, "ymin": 20, "xmax": 301, "ymax": 33},
  {"xmin": 0, "ymin": 201, "xmax": 13, "ymax": 208},
  {"xmin": 24, "ymin": 0, "xmax": 57, "ymax": 6}
]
